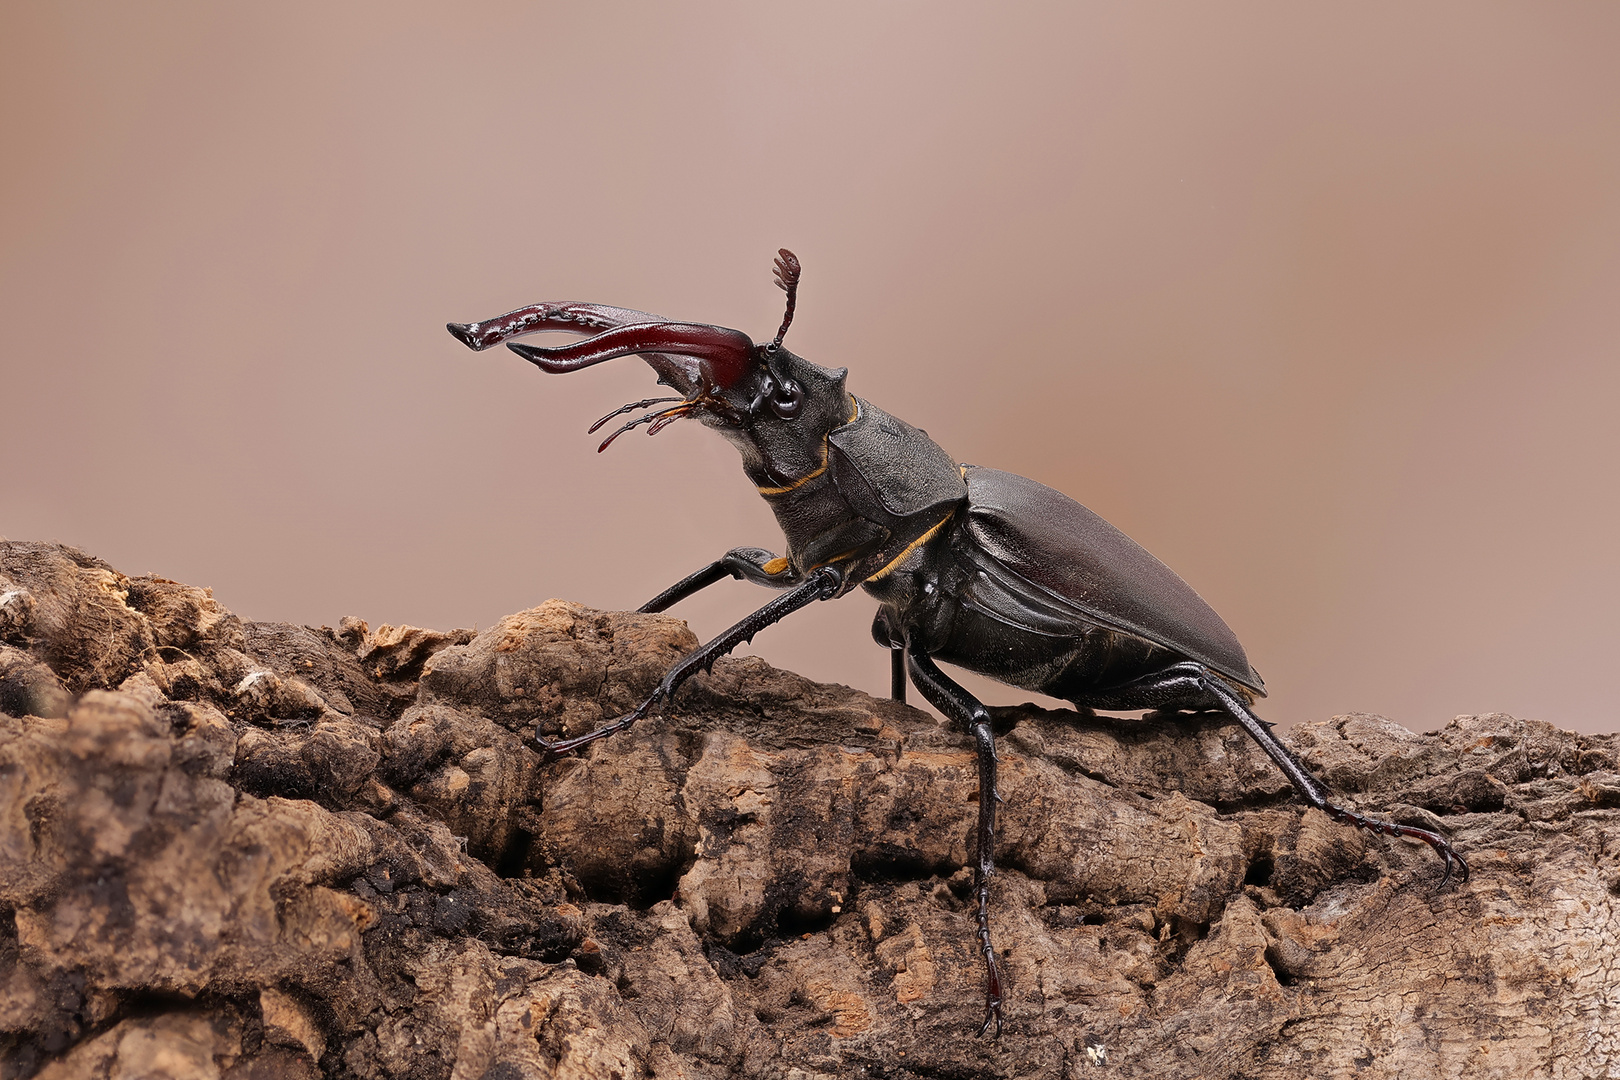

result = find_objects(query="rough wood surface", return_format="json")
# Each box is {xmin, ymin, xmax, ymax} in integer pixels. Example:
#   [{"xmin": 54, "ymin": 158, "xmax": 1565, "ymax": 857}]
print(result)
[{"xmin": 1, "ymin": 540, "xmax": 1615, "ymax": 1079}]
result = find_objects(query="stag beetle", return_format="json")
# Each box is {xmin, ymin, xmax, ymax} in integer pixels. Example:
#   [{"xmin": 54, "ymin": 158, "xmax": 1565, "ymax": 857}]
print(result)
[{"xmin": 448, "ymin": 250, "xmax": 1467, "ymax": 1036}]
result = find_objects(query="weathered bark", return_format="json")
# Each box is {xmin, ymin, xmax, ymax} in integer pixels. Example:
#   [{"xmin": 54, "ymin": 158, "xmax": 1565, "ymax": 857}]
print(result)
[{"xmin": 0, "ymin": 539, "xmax": 1615, "ymax": 1079}]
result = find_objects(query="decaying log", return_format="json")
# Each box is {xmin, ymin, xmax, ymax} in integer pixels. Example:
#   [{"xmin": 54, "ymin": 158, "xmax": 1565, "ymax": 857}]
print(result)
[{"xmin": 1, "ymin": 540, "xmax": 1616, "ymax": 1079}]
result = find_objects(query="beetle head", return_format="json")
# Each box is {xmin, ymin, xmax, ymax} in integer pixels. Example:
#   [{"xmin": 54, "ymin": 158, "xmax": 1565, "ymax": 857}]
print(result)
[{"xmin": 449, "ymin": 251, "xmax": 851, "ymax": 476}]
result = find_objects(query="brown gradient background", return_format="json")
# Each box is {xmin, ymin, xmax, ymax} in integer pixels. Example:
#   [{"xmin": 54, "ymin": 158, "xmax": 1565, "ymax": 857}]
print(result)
[{"xmin": 3, "ymin": 3, "xmax": 1618, "ymax": 733}]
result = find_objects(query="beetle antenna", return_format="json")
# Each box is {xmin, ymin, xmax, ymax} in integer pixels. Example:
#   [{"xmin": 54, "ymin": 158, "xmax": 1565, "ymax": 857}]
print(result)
[{"xmin": 769, "ymin": 249, "xmax": 801, "ymax": 351}]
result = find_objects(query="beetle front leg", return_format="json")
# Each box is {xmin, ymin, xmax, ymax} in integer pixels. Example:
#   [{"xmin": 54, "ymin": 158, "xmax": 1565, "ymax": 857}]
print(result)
[
  {"xmin": 906, "ymin": 646, "xmax": 1005, "ymax": 1038},
  {"xmin": 638, "ymin": 547, "xmax": 798, "ymax": 613},
  {"xmin": 537, "ymin": 565, "xmax": 843, "ymax": 760}
]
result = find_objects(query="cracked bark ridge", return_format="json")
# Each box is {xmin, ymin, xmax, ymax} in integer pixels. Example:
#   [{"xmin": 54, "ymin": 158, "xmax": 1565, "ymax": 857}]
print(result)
[{"xmin": 0, "ymin": 539, "xmax": 1616, "ymax": 1079}]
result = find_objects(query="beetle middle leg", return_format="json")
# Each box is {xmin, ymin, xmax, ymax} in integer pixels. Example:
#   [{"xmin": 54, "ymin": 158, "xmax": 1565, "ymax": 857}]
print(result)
[
  {"xmin": 905, "ymin": 644, "xmax": 1005, "ymax": 1038},
  {"xmin": 1085, "ymin": 662, "xmax": 1470, "ymax": 887},
  {"xmin": 870, "ymin": 609, "xmax": 907, "ymax": 704}
]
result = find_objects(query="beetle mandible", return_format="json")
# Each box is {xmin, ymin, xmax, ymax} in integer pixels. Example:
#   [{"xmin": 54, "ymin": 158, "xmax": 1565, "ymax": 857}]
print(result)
[{"xmin": 448, "ymin": 249, "xmax": 1467, "ymax": 1037}]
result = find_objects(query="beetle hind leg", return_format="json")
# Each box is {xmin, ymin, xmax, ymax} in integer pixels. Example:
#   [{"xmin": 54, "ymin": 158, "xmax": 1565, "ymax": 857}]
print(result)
[
  {"xmin": 1097, "ymin": 662, "xmax": 1469, "ymax": 887},
  {"xmin": 905, "ymin": 645, "xmax": 1005, "ymax": 1037},
  {"xmin": 1205, "ymin": 673, "xmax": 1470, "ymax": 888}
]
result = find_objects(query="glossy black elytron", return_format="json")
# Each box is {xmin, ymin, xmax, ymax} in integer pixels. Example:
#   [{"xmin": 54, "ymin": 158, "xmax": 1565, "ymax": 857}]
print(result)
[{"xmin": 449, "ymin": 249, "xmax": 1466, "ymax": 1037}]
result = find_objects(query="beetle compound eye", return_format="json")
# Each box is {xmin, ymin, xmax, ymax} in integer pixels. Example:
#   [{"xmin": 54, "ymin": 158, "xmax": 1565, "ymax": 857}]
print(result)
[{"xmin": 770, "ymin": 380, "xmax": 804, "ymax": 419}]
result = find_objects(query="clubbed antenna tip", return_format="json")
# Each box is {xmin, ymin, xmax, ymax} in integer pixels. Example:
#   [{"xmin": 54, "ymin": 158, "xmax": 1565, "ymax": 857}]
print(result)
[{"xmin": 771, "ymin": 248, "xmax": 801, "ymax": 350}]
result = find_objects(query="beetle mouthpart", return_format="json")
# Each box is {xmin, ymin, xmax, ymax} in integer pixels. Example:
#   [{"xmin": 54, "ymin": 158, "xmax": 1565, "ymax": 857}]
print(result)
[
  {"xmin": 446, "ymin": 322, "xmax": 481, "ymax": 350},
  {"xmin": 505, "ymin": 321, "xmax": 756, "ymax": 391},
  {"xmin": 592, "ymin": 400, "xmax": 702, "ymax": 452},
  {"xmin": 588, "ymin": 395, "xmax": 698, "ymax": 452},
  {"xmin": 588, "ymin": 397, "xmax": 685, "ymax": 435}
]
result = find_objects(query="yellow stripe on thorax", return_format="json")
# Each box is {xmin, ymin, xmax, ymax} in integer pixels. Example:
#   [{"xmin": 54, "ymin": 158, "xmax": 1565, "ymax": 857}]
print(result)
[
  {"xmin": 754, "ymin": 442, "xmax": 829, "ymax": 495},
  {"xmin": 811, "ymin": 545, "xmax": 873, "ymax": 572},
  {"xmin": 865, "ymin": 511, "xmax": 954, "ymax": 583},
  {"xmin": 754, "ymin": 395, "xmax": 862, "ymax": 496}
]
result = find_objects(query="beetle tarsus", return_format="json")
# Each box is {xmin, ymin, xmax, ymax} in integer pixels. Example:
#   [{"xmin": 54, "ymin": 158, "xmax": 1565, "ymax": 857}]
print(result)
[
  {"xmin": 533, "ymin": 701, "xmax": 654, "ymax": 761},
  {"xmin": 976, "ymin": 875, "xmax": 1005, "ymax": 1038},
  {"xmin": 977, "ymin": 961, "xmax": 1004, "ymax": 1038},
  {"xmin": 1324, "ymin": 807, "xmax": 1470, "ymax": 887}
]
